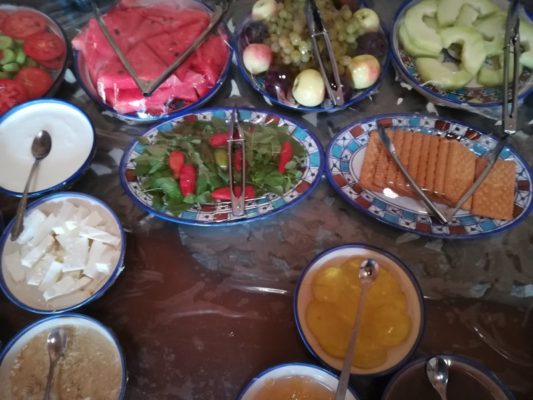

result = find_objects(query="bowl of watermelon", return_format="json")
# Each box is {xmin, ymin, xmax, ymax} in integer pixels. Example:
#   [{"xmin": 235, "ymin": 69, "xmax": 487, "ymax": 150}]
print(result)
[
  {"xmin": 0, "ymin": 5, "xmax": 69, "ymax": 115},
  {"xmin": 72, "ymin": 0, "xmax": 232, "ymax": 123}
]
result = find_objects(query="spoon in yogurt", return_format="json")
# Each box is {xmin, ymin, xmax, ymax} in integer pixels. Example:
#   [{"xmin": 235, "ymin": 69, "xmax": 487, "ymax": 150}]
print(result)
[
  {"xmin": 334, "ymin": 258, "xmax": 379, "ymax": 400},
  {"xmin": 43, "ymin": 327, "xmax": 68, "ymax": 400},
  {"xmin": 10, "ymin": 130, "xmax": 52, "ymax": 241},
  {"xmin": 426, "ymin": 356, "xmax": 450, "ymax": 400}
]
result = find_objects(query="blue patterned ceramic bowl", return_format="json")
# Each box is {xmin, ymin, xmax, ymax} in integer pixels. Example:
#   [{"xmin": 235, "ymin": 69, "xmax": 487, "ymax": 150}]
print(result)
[
  {"xmin": 325, "ymin": 113, "xmax": 533, "ymax": 239},
  {"xmin": 390, "ymin": 0, "xmax": 533, "ymax": 117},
  {"xmin": 120, "ymin": 107, "xmax": 325, "ymax": 226}
]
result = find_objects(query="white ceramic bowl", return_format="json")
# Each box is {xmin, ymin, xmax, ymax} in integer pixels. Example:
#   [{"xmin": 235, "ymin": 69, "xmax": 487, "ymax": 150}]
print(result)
[
  {"xmin": 0, "ymin": 192, "xmax": 126, "ymax": 313},
  {"xmin": 0, "ymin": 99, "xmax": 95, "ymax": 197},
  {"xmin": 236, "ymin": 362, "xmax": 359, "ymax": 400},
  {"xmin": 294, "ymin": 244, "xmax": 425, "ymax": 376},
  {"xmin": 0, "ymin": 313, "xmax": 127, "ymax": 399}
]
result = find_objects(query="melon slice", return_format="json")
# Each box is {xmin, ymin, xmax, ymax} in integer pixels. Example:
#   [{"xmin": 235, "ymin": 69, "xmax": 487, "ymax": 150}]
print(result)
[
  {"xmin": 456, "ymin": 4, "xmax": 480, "ymax": 27},
  {"xmin": 474, "ymin": 12, "xmax": 506, "ymax": 57},
  {"xmin": 437, "ymin": 0, "xmax": 499, "ymax": 28},
  {"xmin": 403, "ymin": 0, "xmax": 442, "ymax": 57},
  {"xmin": 440, "ymin": 26, "xmax": 486, "ymax": 76},
  {"xmin": 519, "ymin": 18, "xmax": 533, "ymax": 69},
  {"xmin": 478, "ymin": 55, "xmax": 522, "ymax": 87},
  {"xmin": 398, "ymin": 23, "xmax": 439, "ymax": 57},
  {"xmin": 416, "ymin": 58, "xmax": 473, "ymax": 89}
]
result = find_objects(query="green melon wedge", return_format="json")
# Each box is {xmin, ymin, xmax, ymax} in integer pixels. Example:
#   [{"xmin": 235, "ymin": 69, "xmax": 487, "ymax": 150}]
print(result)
[
  {"xmin": 478, "ymin": 55, "xmax": 522, "ymax": 87},
  {"xmin": 403, "ymin": 0, "xmax": 442, "ymax": 57},
  {"xmin": 398, "ymin": 24, "xmax": 439, "ymax": 57},
  {"xmin": 473, "ymin": 12, "xmax": 506, "ymax": 57},
  {"xmin": 437, "ymin": 0, "xmax": 499, "ymax": 27},
  {"xmin": 456, "ymin": 4, "xmax": 480, "ymax": 27},
  {"xmin": 520, "ymin": 19, "xmax": 533, "ymax": 69},
  {"xmin": 416, "ymin": 58, "xmax": 473, "ymax": 90},
  {"xmin": 440, "ymin": 26, "xmax": 486, "ymax": 76}
]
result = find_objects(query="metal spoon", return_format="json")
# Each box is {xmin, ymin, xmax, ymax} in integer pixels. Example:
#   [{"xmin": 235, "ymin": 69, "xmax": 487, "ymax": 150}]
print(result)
[
  {"xmin": 10, "ymin": 130, "xmax": 52, "ymax": 241},
  {"xmin": 43, "ymin": 327, "xmax": 68, "ymax": 400},
  {"xmin": 426, "ymin": 356, "xmax": 450, "ymax": 400},
  {"xmin": 334, "ymin": 258, "xmax": 380, "ymax": 400}
]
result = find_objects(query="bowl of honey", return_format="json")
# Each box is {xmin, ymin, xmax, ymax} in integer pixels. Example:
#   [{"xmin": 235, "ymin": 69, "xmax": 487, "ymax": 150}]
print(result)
[
  {"xmin": 236, "ymin": 362, "xmax": 360, "ymax": 400},
  {"xmin": 294, "ymin": 243, "xmax": 425, "ymax": 376}
]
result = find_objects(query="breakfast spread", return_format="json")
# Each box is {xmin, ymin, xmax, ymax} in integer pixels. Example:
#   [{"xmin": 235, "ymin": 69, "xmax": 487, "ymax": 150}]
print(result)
[{"xmin": 359, "ymin": 129, "xmax": 516, "ymax": 220}]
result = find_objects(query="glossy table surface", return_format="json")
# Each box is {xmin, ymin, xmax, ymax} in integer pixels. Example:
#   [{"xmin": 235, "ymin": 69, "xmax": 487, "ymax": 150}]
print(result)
[{"xmin": 1, "ymin": 0, "xmax": 533, "ymax": 399}]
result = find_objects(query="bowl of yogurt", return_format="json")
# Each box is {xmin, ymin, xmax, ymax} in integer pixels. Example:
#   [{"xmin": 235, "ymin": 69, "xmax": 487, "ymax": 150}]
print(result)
[
  {"xmin": 0, "ymin": 99, "xmax": 95, "ymax": 197},
  {"xmin": 237, "ymin": 362, "xmax": 359, "ymax": 400},
  {"xmin": 0, "ymin": 192, "xmax": 126, "ymax": 313},
  {"xmin": 0, "ymin": 313, "xmax": 127, "ymax": 399}
]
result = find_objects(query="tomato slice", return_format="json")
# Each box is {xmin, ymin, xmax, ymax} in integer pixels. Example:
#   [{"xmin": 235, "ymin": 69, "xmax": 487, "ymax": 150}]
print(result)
[
  {"xmin": 14, "ymin": 67, "xmax": 53, "ymax": 99},
  {"xmin": 38, "ymin": 56, "xmax": 65, "ymax": 70},
  {"xmin": 2, "ymin": 11, "xmax": 47, "ymax": 39},
  {"xmin": 0, "ymin": 79, "xmax": 28, "ymax": 114},
  {"xmin": 23, "ymin": 32, "xmax": 66, "ymax": 62}
]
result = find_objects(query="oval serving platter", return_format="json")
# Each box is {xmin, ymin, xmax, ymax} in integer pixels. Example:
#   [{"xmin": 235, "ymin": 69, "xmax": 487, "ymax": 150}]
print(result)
[
  {"xmin": 325, "ymin": 113, "xmax": 533, "ymax": 239},
  {"xmin": 120, "ymin": 107, "xmax": 324, "ymax": 226}
]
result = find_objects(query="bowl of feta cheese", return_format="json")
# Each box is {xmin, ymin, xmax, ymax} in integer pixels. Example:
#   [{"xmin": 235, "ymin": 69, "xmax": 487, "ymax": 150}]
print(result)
[{"xmin": 0, "ymin": 192, "xmax": 126, "ymax": 313}]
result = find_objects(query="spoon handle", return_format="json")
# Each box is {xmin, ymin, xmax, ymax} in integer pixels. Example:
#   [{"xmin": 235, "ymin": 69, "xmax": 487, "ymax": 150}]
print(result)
[
  {"xmin": 10, "ymin": 159, "xmax": 40, "ymax": 241},
  {"xmin": 335, "ymin": 285, "xmax": 369, "ymax": 400},
  {"xmin": 43, "ymin": 359, "xmax": 57, "ymax": 400}
]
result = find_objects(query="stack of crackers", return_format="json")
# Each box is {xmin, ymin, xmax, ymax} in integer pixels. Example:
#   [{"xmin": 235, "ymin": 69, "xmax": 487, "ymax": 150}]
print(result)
[{"xmin": 359, "ymin": 129, "xmax": 516, "ymax": 220}]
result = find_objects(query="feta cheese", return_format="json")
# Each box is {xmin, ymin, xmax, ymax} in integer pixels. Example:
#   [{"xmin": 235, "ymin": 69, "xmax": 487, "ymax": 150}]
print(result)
[
  {"xmin": 16, "ymin": 209, "xmax": 47, "ymax": 245},
  {"xmin": 38, "ymin": 261, "xmax": 63, "ymax": 292},
  {"xmin": 79, "ymin": 226, "xmax": 120, "ymax": 246},
  {"xmin": 63, "ymin": 237, "xmax": 89, "ymax": 272},
  {"xmin": 43, "ymin": 275, "xmax": 77, "ymax": 301},
  {"xmin": 82, "ymin": 210, "xmax": 103, "ymax": 226},
  {"xmin": 26, "ymin": 254, "xmax": 53, "ymax": 286},
  {"xmin": 28, "ymin": 213, "xmax": 58, "ymax": 247},
  {"xmin": 4, "ymin": 251, "xmax": 25, "ymax": 282},
  {"xmin": 21, "ymin": 235, "xmax": 53, "ymax": 268}
]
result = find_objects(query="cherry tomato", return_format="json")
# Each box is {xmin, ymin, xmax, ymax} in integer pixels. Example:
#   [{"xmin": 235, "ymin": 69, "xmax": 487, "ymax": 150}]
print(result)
[
  {"xmin": 0, "ymin": 79, "xmax": 28, "ymax": 114},
  {"xmin": 15, "ymin": 67, "xmax": 53, "ymax": 99},
  {"xmin": 2, "ymin": 11, "xmax": 47, "ymax": 39},
  {"xmin": 24, "ymin": 32, "xmax": 65, "ymax": 62}
]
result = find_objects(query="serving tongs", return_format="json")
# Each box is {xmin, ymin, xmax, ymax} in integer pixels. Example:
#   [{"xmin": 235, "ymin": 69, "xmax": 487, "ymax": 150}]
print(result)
[
  {"xmin": 447, "ymin": 0, "xmax": 520, "ymax": 220},
  {"xmin": 227, "ymin": 108, "xmax": 246, "ymax": 217},
  {"xmin": 306, "ymin": 0, "xmax": 344, "ymax": 106},
  {"xmin": 88, "ymin": 0, "xmax": 228, "ymax": 97}
]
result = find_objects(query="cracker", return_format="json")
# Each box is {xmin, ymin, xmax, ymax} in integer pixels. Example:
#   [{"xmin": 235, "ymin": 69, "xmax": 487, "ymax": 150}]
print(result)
[
  {"xmin": 472, "ymin": 159, "xmax": 516, "ymax": 220},
  {"xmin": 359, "ymin": 131, "xmax": 382, "ymax": 191},
  {"xmin": 442, "ymin": 141, "xmax": 476, "ymax": 210},
  {"xmin": 423, "ymin": 135, "xmax": 442, "ymax": 194},
  {"xmin": 385, "ymin": 130, "xmax": 404, "ymax": 191},
  {"xmin": 373, "ymin": 129, "xmax": 394, "ymax": 189},
  {"xmin": 406, "ymin": 132, "xmax": 424, "ymax": 190},
  {"xmin": 394, "ymin": 130, "xmax": 414, "ymax": 196},
  {"xmin": 415, "ymin": 134, "xmax": 432, "ymax": 190},
  {"xmin": 434, "ymin": 139, "xmax": 451, "ymax": 196}
]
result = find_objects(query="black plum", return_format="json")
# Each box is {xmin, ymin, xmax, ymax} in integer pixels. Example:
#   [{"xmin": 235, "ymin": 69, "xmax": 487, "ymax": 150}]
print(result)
[
  {"xmin": 242, "ymin": 22, "xmax": 269, "ymax": 46},
  {"xmin": 354, "ymin": 32, "xmax": 388, "ymax": 58},
  {"xmin": 264, "ymin": 66, "xmax": 295, "ymax": 101}
]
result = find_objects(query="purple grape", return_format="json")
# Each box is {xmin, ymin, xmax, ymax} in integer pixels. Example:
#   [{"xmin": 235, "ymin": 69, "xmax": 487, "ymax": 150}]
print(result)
[
  {"xmin": 329, "ymin": 76, "xmax": 353, "ymax": 102},
  {"xmin": 242, "ymin": 22, "xmax": 269, "ymax": 46},
  {"xmin": 354, "ymin": 32, "xmax": 388, "ymax": 59},
  {"xmin": 264, "ymin": 66, "xmax": 295, "ymax": 101}
]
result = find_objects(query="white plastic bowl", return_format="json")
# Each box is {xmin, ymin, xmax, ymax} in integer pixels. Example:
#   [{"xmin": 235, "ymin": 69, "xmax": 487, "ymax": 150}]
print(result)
[
  {"xmin": 294, "ymin": 244, "xmax": 425, "ymax": 376},
  {"xmin": 0, "ymin": 313, "xmax": 127, "ymax": 399},
  {"xmin": 236, "ymin": 362, "xmax": 359, "ymax": 400},
  {"xmin": 0, "ymin": 192, "xmax": 126, "ymax": 313},
  {"xmin": 0, "ymin": 99, "xmax": 95, "ymax": 197}
]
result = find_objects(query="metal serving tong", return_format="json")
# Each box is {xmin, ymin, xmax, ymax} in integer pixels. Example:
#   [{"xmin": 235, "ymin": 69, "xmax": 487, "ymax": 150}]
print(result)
[
  {"xmin": 376, "ymin": 125, "xmax": 449, "ymax": 225},
  {"xmin": 447, "ymin": 0, "xmax": 520, "ymax": 220},
  {"xmin": 227, "ymin": 108, "xmax": 246, "ymax": 216},
  {"xmin": 306, "ymin": 0, "xmax": 344, "ymax": 106},
  {"xmin": 88, "ymin": 0, "xmax": 228, "ymax": 97}
]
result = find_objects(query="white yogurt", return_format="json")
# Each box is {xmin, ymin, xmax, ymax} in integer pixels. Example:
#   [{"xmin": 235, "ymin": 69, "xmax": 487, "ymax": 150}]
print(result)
[{"xmin": 0, "ymin": 101, "xmax": 94, "ymax": 194}]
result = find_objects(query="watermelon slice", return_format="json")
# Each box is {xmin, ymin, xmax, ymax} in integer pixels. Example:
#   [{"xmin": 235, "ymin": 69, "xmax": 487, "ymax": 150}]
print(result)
[
  {"xmin": 191, "ymin": 35, "xmax": 228, "ymax": 85},
  {"xmin": 141, "ymin": 8, "xmax": 209, "ymax": 34}
]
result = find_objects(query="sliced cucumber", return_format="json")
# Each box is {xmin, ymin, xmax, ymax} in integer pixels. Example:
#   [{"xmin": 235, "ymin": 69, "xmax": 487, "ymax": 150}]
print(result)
[
  {"xmin": 0, "ymin": 35, "xmax": 14, "ymax": 50},
  {"xmin": 2, "ymin": 62, "xmax": 20, "ymax": 72},
  {"xmin": 0, "ymin": 48, "xmax": 15, "ymax": 65},
  {"xmin": 15, "ymin": 48, "xmax": 26, "ymax": 65}
]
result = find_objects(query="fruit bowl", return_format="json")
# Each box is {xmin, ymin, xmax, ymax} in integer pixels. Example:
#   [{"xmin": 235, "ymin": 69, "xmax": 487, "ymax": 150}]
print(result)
[
  {"xmin": 294, "ymin": 244, "xmax": 425, "ymax": 376},
  {"xmin": 72, "ymin": 0, "xmax": 232, "ymax": 123},
  {"xmin": 236, "ymin": 0, "xmax": 390, "ymax": 112},
  {"xmin": 391, "ymin": 0, "xmax": 533, "ymax": 117},
  {"xmin": 0, "ymin": 5, "xmax": 70, "ymax": 115}
]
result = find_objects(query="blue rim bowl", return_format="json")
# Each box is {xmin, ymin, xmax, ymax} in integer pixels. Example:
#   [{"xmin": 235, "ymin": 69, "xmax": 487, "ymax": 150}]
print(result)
[
  {"xmin": 0, "ymin": 192, "xmax": 126, "ymax": 314},
  {"xmin": 390, "ymin": 0, "xmax": 533, "ymax": 113},
  {"xmin": 0, "ymin": 313, "xmax": 127, "ymax": 399},
  {"xmin": 0, "ymin": 99, "xmax": 96, "ymax": 198},
  {"xmin": 293, "ymin": 243, "xmax": 426, "ymax": 376},
  {"xmin": 236, "ymin": 362, "xmax": 360, "ymax": 399},
  {"xmin": 72, "ymin": 0, "xmax": 232, "ymax": 124},
  {"xmin": 119, "ymin": 106, "xmax": 326, "ymax": 227},
  {"xmin": 235, "ymin": 2, "xmax": 390, "ymax": 113},
  {"xmin": 382, "ymin": 355, "xmax": 516, "ymax": 400}
]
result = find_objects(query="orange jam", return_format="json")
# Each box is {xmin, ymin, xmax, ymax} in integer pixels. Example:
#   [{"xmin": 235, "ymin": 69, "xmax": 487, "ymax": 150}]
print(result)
[
  {"xmin": 253, "ymin": 375, "xmax": 334, "ymax": 400},
  {"xmin": 306, "ymin": 257, "xmax": 412, "ymax": 369}
]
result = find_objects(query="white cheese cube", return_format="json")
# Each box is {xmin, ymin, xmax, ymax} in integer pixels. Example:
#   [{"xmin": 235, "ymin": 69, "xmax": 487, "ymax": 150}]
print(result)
[
  {"xmin": 79, "ymin": 226, "xmax": 120, "ymax": 246},
  {"xmin": 74, "ymin": 205, "xmax": 90, "ymax": 220},
  {"xmin": 28, "ymin": 213, "xmax": 58, "ymax": 247},
  {"xmin": 21, "ymin": 235, "xmax": 54, "ymax": 268},
  {"xmin": 38, "ymin": 261, "xmax": 63, "ymax": 292},
  {"xmin": 43, "ymin": 275, "xmax": 77, "ymax": 301},
  {"xmin": 4, "ymin": 251, "xmax": 25, "ymax": 282},
  {"xmin": 71, "ymin": 276, "xmax": 91, "ymax": 292},
  {"xmin": 62, "ymin": 237, "xmax": 89, "ymax": 272},
  {"xmin": 26, "ymin": 254, "xmax": 54, "ymax": 286},
  {"xmin": 15, "ymin": 209, "xmax": 47, "ymax": 245},
  {"xmin": 82, "ymin": 210, "xmax": 104, "ymax": 227}
]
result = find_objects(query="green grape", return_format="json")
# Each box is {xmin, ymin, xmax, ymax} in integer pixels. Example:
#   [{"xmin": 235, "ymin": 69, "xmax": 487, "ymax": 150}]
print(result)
[
  {"xmin": 293, "ymin": 19, "xmax": 305, "ymax": 34},
  {"xmin": 346, "ymin": 34, "xmax": 356, "ymax": 44},
  {"xmin": 282, "ymin": 55, "xmax": 292, "ymax": 65},
  {"xmin": 282, "ymin": 44, "xmax": 294, "ymax": 54},
  {"xmin": 299, "ymin": 40, "xmax": 311, "ymax": 53},
  {"xmin": 279, "ymin": 9, "xmax": 289, "ymax": 19},
  {"xmin": 301, "ymin": 52, "xmax": 311, "ymax": 63},
  {"xmin": 271, "ymin": 42, "xmax": 281, "ymax": 53},
  {"xmin": 341, "ymin": 55, "xmax": 352, "ymax": 66},
  {"xmin": 337, "ymin": 31, "xmax": 346, "ymax": 42},
  {"xmin": 341, "ymin": 5, "xmax": 352, "ymax": 21},
  {"xmin": 346, "ymin": 22, "xmax": 357, "ymax": 35},
  {"xmin": 279, "ymin": 36, "xmax": 290, "ymax": 48},
  {"xmin": 289, "ymin": 32, "xmax": 301, "ymax": 46},
  {"xmin": 270, "ymin": 33, "xmax": 279, "ymax": 43},
  {"xmin": 290, "ymin": 49, "xmax": 301, "ymax": 64}
]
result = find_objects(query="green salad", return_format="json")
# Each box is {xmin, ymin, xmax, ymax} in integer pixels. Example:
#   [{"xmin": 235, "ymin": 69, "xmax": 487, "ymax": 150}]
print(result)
[{"xmin": 131, "ymin": 117, "xmax": 306, "ymax": 215}]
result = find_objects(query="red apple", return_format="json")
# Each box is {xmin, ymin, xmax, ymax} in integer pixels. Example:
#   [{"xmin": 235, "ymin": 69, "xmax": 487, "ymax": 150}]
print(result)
[
  {"xmin": 243, "ymin": 43, "xmax": 273, "ymax": 75},
  {"xmin": 252, "ymin": 0, "xmax": 278, "ymax": 21},
  {"xmin": 354, "ymin": 8, "xmax": 380, "ymax": 33},
  {"xmin": 348, "ymin": 54, "xmax": 381, "ymax": 89}
]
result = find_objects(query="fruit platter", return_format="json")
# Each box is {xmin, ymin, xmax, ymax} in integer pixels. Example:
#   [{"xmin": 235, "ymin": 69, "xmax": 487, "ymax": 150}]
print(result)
[
  {"xmin": 72, "ymin": 0, "xmax": 232, "ymax": 122},
  {"xmin": 392, "ymin": 0, "xmax": 533, "ymax": 112},
  {"xmin": 0, "ymin": 5, "xmax": 68, "ymax": 115},
  {"xmin": 237, "ymin": 0, "xmax": 389, "ymax": 111}
]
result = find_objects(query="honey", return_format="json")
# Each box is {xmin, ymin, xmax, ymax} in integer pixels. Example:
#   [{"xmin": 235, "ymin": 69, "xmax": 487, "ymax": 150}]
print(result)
[
  {"xmin": 253, "ymin": 375, "xmax": 334, "ymax": 400},
  {"xmin": 306, "ymin": 256, "xmax": 412, "ymax": 369}
]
